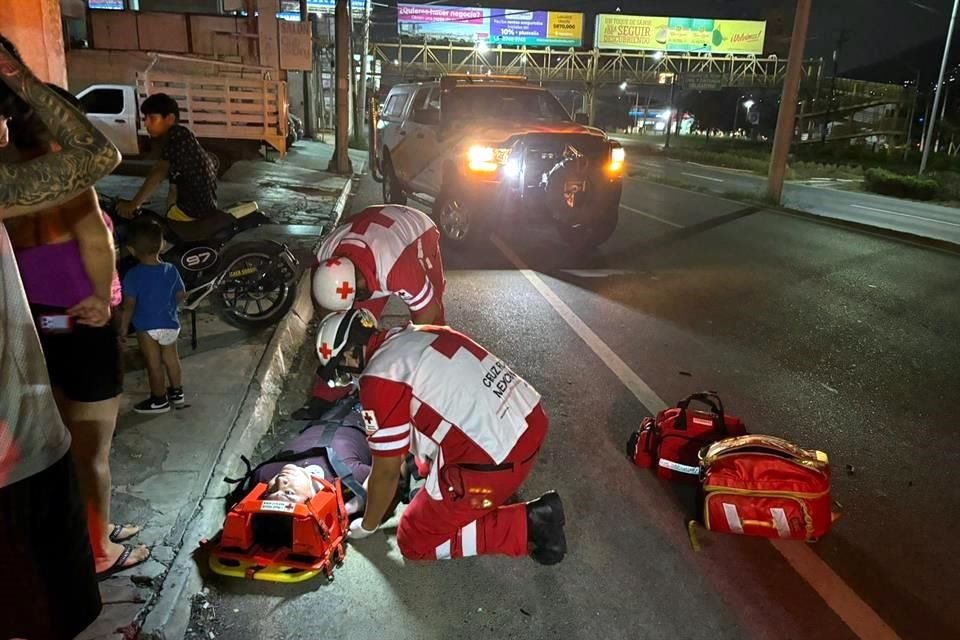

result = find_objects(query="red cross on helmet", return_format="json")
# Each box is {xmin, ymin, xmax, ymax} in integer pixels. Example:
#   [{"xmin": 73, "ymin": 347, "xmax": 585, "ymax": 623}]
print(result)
[
  {"xmin": 312, "ymin": 255, "xmax": 357, "ymax": 311},
  {"xmin": 315, "ymin": 307, "xmax": 379, "ymax": 369}
]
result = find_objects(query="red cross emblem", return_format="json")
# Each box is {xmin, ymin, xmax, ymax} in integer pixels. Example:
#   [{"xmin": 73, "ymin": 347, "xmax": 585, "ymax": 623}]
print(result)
[
  {"xmin": 319, "ymin": 342, "xmax": 333, "ymax": 359},
  {"xmin": 336, "ymin": 281, "xmax": 354, "ymax": 300},
  {"xmin": 362, "ymin": 409, "xmax": 379, "ymax": 434},
  {"xmin": 325, "ymin": 257, "xmax": 342, "ymax": 267}
]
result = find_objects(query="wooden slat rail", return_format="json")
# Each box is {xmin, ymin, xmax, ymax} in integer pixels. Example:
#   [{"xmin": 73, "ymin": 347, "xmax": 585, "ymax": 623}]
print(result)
[{"xmin": 137, "ymin": 71, "xmax": 288, "ymax": 155}]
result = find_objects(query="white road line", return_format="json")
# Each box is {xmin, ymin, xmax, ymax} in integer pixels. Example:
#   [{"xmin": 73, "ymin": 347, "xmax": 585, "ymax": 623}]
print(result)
[
  {"xmin": 682, "ymin": 171, "xmax": 725, "ymax": 183},
  {"xmin": 620, "ymin": 203, "xmax": 684, "ymax": 228},
  {"xmin": 561, "ymin": 269, "xmax": 635, "ymax": 278},
  {"xmin": 850, "ymin": 203, "xmax": 960, "ymax": 228},
  {"xmin": 626, "ymin": 175, "xmax": 960, "ymax": 256},
  {"xmin": 688, "ymin": 162, "xmax": 752, "ymax": 175},
  {"xmin": 490, "ymin": 234, "xmax": 901, "ymax": 640},
  {"xmin": 491, "ymin": 236, "xmax": 667, "ymax": 414}
]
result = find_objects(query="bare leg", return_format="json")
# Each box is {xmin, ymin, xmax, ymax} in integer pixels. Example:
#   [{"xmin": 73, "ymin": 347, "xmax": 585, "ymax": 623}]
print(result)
[
  {"xmin": 53, "ymin": 390, "xmax": 149, "ymax": 572},
  {"xmin": 138, "ymin": 332, "xmax": 166, "ymax": 397},
  {"xmin": 160, "ymin": 342, "xmax": 182, "ymax": 389}
]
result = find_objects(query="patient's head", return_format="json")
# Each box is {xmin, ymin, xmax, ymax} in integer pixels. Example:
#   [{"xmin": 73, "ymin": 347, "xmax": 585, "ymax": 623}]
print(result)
[{"xmin": 263, "ymin": 464, "xmax": 317, "ymax": 504}]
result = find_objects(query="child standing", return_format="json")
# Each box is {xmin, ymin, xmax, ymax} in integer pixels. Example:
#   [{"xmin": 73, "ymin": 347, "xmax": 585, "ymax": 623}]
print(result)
[{"xmin": 118, "ymin": 220, "xmax": 186, "ymax": 414}]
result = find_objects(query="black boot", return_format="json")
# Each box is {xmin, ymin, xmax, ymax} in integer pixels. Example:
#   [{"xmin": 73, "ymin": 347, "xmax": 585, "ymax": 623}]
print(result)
[{"xmin": 526, "ymin": 491, "xmax": 567, "ymax": 565}]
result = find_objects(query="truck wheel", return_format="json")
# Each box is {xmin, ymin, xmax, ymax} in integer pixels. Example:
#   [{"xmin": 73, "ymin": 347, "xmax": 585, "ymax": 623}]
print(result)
[
  {"xmin": 432, "ymin": 186, "xmax": 473, "ymax": 245},
  {"xmin": 381, "ymin": 157, "xmax": 407, "ymax": 205},
  {"xmin": 556, "ymin": 204, "xmax": 619, "ymax": 249}
]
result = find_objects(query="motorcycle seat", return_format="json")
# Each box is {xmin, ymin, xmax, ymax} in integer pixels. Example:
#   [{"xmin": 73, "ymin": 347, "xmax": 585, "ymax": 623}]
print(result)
[
  {"xmin": 165, "ymin": 211, "xmax": 237, "ymax": 244},
  {"xmin": 226, "ymin": 201, "xmax": 259, "ymax": 219}
]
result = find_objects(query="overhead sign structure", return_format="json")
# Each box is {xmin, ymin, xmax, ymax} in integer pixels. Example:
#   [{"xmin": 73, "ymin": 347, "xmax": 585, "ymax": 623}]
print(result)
[
  {"xmin": 278, "ymin": 0, "xmax": 366, "ymax": 20},
  {"xmin": 683, "ymin": 72, "xmax": 725, "ymax": 90},
  {"xmin": 397, "ymin": 3, "xmax": 584, "ymax": 48},
  {"xmin": 595, "ymin": 14, "xmax": 766, "ymax": 55}
]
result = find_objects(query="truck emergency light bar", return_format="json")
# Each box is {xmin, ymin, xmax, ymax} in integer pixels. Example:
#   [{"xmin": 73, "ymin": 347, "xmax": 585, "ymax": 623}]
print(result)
[{"xmin": 440, "ymin": 74, "xmax": 528, "ymax": 90}]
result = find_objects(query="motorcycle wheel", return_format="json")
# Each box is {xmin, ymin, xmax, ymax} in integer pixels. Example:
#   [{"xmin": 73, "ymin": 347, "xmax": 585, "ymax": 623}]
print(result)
[{"xmin": 213, "ymin": 241, "xmax": 297, "ymax": 329}]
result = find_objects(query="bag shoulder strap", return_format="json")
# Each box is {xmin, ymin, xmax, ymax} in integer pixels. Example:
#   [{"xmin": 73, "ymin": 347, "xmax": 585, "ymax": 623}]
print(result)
[{"xmin": 700, "ymin": 435, "xmax": 830, "ymax": 470}]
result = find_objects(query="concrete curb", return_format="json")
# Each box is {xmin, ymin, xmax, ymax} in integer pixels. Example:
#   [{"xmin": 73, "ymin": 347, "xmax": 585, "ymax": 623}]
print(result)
[{"xmin": 137, "ymin": 176, "xmax": 352, "ymax": 640}]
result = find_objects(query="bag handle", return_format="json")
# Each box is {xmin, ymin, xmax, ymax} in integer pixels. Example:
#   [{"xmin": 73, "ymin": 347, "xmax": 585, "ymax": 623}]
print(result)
[
  {"xmin": 675, "ymin": 391, "xmax": 725, "ymax": 433},
  {"xmin": 700, "ymin": 434, "xmax": 830, "ymax": 471}
]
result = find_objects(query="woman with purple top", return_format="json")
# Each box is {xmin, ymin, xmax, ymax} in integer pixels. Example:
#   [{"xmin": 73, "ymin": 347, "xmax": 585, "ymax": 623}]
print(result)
[{"xmin": 4, "ymin": 89, "xmax": 150, "ymax": 579}]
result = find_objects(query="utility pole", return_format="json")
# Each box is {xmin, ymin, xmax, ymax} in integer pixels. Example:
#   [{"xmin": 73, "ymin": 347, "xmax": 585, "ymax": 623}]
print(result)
[
  {"xmin": 920, "ymin": 0, "xmax": 959, "ymax": 174},
  {"xmin": 300, "ymin": 0, "xmax": 315, "ymax": 139},
  {"xmin": 330, "ymin": 0, "xmax": 352, "ymax": 174},
  {"xmin": 821, "ymin": 28, "xmax": 847, "ymax": 143},
  {"xmin": 664, "ymin": 74, "xmax": 677, "ymax": 148},
  {"xmin": 903, "ymin": 69, "xmax": 921, "ymax": 162},
  {"xmin": 768, "ymin": 0, "xmax": 813, "ymax": 203},
  {"xmin": 356, "ymin": 0, "xmax": 371, "ymax": 145}
]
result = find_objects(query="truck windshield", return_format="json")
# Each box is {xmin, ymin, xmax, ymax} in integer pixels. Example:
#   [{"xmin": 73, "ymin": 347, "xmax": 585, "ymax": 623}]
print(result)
[{"xmin": 443, "ymin": 87, "xmax": 570, "ymax": 123}]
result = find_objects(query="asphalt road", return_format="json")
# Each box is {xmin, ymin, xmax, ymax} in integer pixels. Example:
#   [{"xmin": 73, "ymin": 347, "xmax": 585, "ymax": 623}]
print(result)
[
  {"xmin": 189, "ymin": 170, "xmax": 960, "ymax": 640},
  {"xmin": 612, "ymin": 137, "xmax": 960, "ymax": 246}
]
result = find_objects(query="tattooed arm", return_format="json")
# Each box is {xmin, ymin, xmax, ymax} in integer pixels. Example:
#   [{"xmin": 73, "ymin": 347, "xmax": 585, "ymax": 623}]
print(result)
[{"xmin": 0, "ymin": 43, "xmax": 120, "ymax": 219}]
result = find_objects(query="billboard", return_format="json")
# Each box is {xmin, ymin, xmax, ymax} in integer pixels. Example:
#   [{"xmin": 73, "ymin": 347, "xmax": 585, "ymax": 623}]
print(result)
[
  {"xmin": 595, "ymin": 15, "xmax": 766, "ymax": 55},
  {"xmin": 398, "ymin": 4, "xmax": 583, "ymax": 48}
]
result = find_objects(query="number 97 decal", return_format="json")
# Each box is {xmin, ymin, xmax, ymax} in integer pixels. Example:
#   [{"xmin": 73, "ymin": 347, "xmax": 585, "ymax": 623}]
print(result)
[{"xmin": 181, "ymin": 247, "xmax": 217, "ymax": 271}]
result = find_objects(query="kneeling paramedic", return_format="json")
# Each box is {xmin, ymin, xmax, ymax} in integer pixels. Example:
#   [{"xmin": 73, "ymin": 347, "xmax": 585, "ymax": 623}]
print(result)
[
  {"xmin": 317, "ymin": 308, "xmax": 566, "ymax": 564},
  {"xmin": 301, "ymin": 204, "xmax": 446, "ymax": 419}
]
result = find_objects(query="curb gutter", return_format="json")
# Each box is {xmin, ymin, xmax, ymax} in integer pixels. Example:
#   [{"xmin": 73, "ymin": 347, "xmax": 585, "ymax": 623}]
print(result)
[{"xmin": 137, "ymin": 176, "xmax": 352, "ymax": 640}]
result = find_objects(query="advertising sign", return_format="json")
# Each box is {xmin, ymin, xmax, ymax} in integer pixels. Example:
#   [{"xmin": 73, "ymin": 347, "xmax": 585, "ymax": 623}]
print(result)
[
  {"xmin": 398, "ymin": 3, "xmax": 583, "ymax": 48},
  {"xmin": 595, "ymin": 14, "xmax": 766, "ymax": 55},
  {"xmin": 88, "ymin": 0, "xmax": 124, "ymax": 9}
]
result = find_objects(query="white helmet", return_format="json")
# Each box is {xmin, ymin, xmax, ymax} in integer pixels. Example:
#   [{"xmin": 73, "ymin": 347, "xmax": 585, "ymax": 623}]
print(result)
[
  {"xmin": 312, "ymin": 255, "xmax": 358, "ymax": 311},
  {"xmin": 316, "ymin": 308, "xmax": 379, "ymax": 385}
]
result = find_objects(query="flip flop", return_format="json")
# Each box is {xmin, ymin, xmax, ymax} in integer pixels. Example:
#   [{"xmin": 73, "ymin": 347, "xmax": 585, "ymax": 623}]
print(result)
[
  {"xmin": 109, "ymin": 523, "xmax": 141, "ymax": 543},
  {"xmin": 97, "ymin": 544, "xmax": 150, "ymax": 581}
]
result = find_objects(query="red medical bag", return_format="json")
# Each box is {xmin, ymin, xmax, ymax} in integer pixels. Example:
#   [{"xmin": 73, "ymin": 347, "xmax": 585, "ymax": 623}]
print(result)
[
  {"xmin": 627, "ymin": 392, "xmax": 747, "ymax": 484},
  {"xmin": 699, "ymin": 435, "xmax": 836, "ymax": 541}
]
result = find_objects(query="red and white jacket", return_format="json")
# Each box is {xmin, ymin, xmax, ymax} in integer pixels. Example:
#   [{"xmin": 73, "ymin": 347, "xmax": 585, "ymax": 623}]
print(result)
[
  {"xmin": 358, "ymin": 325, "xmax": 542, "ymax": 500},
  {"xmin": 317, "ymin": 205, "xmax": 440, "ymax": 314}
]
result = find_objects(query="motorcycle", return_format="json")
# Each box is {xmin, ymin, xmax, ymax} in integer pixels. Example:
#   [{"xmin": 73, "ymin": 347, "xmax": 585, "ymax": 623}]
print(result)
[{"xmin": 101, "ymin": 196, "xmax": 300, "ymax": 330}]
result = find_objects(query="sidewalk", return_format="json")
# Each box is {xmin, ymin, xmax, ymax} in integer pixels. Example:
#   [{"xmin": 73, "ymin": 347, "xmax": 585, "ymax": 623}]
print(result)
[{"xmin": 77, "ymin": 141, "xmax": 363, "ymax": 640}]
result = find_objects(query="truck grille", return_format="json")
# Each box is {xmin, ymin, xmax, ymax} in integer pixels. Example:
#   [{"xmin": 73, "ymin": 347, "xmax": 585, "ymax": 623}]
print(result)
[{"xmin": 519, "ymin": 134, "xmax": 608, "ymax": 188}]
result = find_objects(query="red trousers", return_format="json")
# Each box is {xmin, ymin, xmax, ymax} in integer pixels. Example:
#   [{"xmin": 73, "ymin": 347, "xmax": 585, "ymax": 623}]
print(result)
[
  {"xmin": 310, "ymin": 249, "xmax": 446, "ymax": 403},
  {"xmin": 395, "ymin": 405, "xmax": 548, "ymax": 561}
]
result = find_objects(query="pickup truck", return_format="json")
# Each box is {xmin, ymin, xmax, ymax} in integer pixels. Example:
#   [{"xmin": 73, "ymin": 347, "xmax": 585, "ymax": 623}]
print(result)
[
  {"xmin": 372, "ymin": 74, "xmax": 624, "ymax": 248},
  {"xmin": 76, "ymin": 71, "xmax": 289, "ymax": 171}
]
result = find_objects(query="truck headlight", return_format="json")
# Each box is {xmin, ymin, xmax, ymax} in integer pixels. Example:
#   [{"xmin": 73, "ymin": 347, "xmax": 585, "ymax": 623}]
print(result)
[
  {"xmin": 607, "ymin": 146, "xmax": 626, "ymax": 174},
  {"xmin": 468, "ymin": 145, "xmax": 510, "ymax": 172}
]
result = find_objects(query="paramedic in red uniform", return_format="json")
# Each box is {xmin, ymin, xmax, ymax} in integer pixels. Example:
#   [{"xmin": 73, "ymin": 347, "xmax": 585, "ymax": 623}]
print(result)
[
  {"xmin": 312, "ymin": 204, "xmax": 445, "ymax": 324},
  {"xmin": 315, "ymin": 308, "xmax": 567, "ymax": 564},
  {"xmin": 298, "ymin": 204, "xmax": 446, "ymax": 420}
]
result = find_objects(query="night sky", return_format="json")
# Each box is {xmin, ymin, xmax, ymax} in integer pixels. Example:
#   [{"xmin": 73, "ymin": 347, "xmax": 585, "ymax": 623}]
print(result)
[{"xmin": 375, "ymin": 0, "xmax": 954, "ymax": 73}]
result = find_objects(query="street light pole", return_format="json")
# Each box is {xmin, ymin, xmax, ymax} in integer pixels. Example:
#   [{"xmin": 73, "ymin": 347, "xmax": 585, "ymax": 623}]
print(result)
[
  {"xmin": 920, "ymin": 0, "xmax": 959, "ymax": 174},
  {"xmin": 633, "ymin": 91, "xmax": 640, "ymax": 132},
  {"xmin": 767, "ymin": 0, "xmax": 813, "ymax": 203}
]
